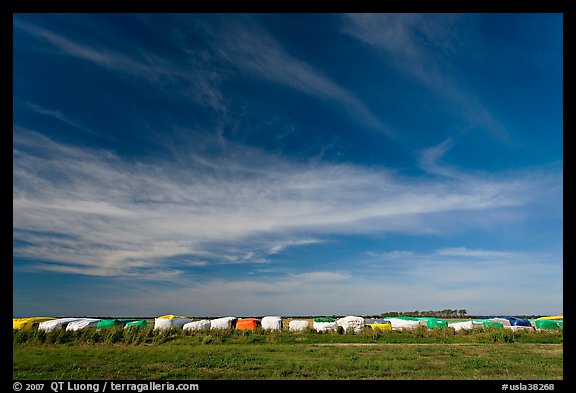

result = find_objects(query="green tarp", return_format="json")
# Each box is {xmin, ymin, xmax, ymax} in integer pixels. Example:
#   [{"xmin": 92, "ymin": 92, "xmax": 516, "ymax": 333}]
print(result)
[
  {"xmin": 421, "ymin": 318, "xmax": 448, "ymax": 329},
  {"xmin": 313, "ymin": 317, "xmax": 336, "ymax": 323},
  {"xmin": 125, "ymin": 320, "xmax": 148, "ymax": 328},
  {"xmin": 534, "ymin": 320, "xmax": 561, "ymax": 330},
  {"xmin": 390, "ymin": 316, "xmax": 448, "ymax": 329},
  {"xmin": 97, "ymin": 319, "xmax": 139, "ymax": 329},
  {"xmin": 475, "ymin": 319, "xmax": 504, "ymax": 328}
]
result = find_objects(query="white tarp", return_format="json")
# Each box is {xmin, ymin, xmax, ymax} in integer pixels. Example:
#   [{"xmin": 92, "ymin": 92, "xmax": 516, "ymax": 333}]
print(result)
[
  {"xmin": 336, "ymin": 316, "xmax": 365, "ymax": 334},
  {"xmin": 261, "ymin": 316, "xmax": 282, "ymax": 331},
  {"xmin": 448, "ymin": 321, "xmax": 475, "ymax": 331},
  {"xmin": 313, "ymin": 321, "xmax": 338, "ymax": 332},
  {"xmin": 472, "ymin": 320, "xmax": 486, "ymax": 328},
  {"xmin": 183, "ymin": 320, "xmax": 211, "ymax": 331},
  {"xmin": 288, "ymin": 320, "xmax": 309, "ymax": 331},
  {"xmin": 153, "ymin": 315, "xmax": 194, "ymax": 330},
  {"xmin": 488, "ymin": 317, "xmax": 511, "ymax": 327},
  {"xmin": 504, "ymin": 325, "xmax": 534, "ymax": 332},
  {"xmin": 385, "ymin": 318, "xmax": 425, "ymax": 330},
  {"xmin": 65, "ymin": 318, "xmax": 101, "ymax": 331},
  {"xmin": 210, "ymin": 317, "xmax": 236, "ymax": 329},
  {"xmin": 38, "ymin": 318, "xmax": 84, "ymax": 332}
]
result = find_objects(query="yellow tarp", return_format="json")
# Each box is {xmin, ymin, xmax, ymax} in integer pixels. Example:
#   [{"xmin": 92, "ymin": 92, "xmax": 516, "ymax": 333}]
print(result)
[
  {"xmin": 366, "ymin": 323, "xmax": 392, "ymax": 331},
  {"xmin": 156, "ymin": 314, "xmax": 188, "ymax": 320},
  {"xmin": 13, "ymin": 317, "xmax": 56, "ymax": 330},
  {"xmin": 536, "ymin": 315, "xmax": 563, "ymax": 320}
]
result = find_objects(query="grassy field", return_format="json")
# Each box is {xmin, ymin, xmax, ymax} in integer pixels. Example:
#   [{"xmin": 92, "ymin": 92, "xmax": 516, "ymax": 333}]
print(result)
[{"xmin": 13, "ymin": 326, "xmax": 563, "ymax": 380}]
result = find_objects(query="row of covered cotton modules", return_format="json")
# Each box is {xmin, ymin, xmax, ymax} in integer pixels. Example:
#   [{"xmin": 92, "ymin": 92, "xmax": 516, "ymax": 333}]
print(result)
[
  {"xmin": 368, "ymin": 315, "xmax": 563, "ymax": 332},
  {"xmin": 12, "ymin": 317, "xmax": 149, "ymax": 332},
  {"xmin": 13, "ymin": 314, "xmax": 563, "ymax": 333},
  {"xmin": 309, "ymin": 315, "xmax": 564, "ymax": 333}
]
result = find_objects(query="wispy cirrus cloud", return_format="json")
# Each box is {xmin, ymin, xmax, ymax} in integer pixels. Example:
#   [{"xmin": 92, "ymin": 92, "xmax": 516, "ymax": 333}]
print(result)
[
  {"xmin": 268, "ymin": 239, "xmax": 323, "ymax": 255},
  {"xmin": 213, "ymin": 15, "xmax": 396, "ymax": 137},
  {"xmin": 417, "ymin": 137, "xmax": 461, "ymax": 178},
  {"xmin": 26, "ymin": 102, "xmax": 87, "ymax": 131},
  {"xmin": 14, "ymin": 18, "xmax": 225, "ymax": 113},
  {"xmin": 14, "ymin": 16, "xmax": 395, "ymax": 137},
  {"xmin": 21, "ymin": 101, "xmax": 118, "ymax": 143},
  {"xmin": 361, "ymin": 246, "xmax": 562, "ymax": 279},
  {"xmin": 13, "ymin": 128, "xmax": 561, "ymax": 280},
  {"xmin": 15, "ymin": 19, "xmax": 160, "ymax": 77},
  {"xmin": 341, "ymin": 13, "xmax": 511, "ymax": 142},
  {"xmin": 435, "ymin": 247, "xmax": 513, "ymax": 258}
]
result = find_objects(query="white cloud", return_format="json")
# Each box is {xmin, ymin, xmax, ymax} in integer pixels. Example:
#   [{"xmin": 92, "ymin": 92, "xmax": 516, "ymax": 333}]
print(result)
[
  {"xmin": 29, "ymin": 256, "xmax": 561, "ymax": 317},
  {"xmin": 365, "ymin": 250, "xmax": 414, "ymax": 259},
  {"xmin": 13, "ymin": 129, "xmax": 561, "ymax": 280},
  {"xmin": 360, "ymin": 247, "xmax": 562, "ymax": 292},
  {"xmin": 435, "ymin": 247, "xmax": 512, "ymax": 258},
  {"xmin": 417, "ymin": 137, "xmax": 463, "ymax": 178},
  {"xmin": 14, "ymin": 16, "xmax": 394, "ymax": 136},
  {"xmin": 214, "ymin": 16, "xmax": 395, "ymax": 137},
  {"xmin": 289, "ymin": 271, "xmax": 350, "ymax": 282},
  {"xmin": 268, "ymin": 239, "xmax": 322, "ymax": 254},
  {"xmin": 14, "ymin": 19, "xmax": 225, "ymax": 113},
  {"xmin": 341, "ymin": 13, "xmax": 511, "ymax": 142}
]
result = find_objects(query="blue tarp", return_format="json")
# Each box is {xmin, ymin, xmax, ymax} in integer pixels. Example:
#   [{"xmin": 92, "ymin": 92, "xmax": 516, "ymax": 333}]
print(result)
[{"xmin": 488, "ymin": 316, "xmax": 532, "ymax": 327}]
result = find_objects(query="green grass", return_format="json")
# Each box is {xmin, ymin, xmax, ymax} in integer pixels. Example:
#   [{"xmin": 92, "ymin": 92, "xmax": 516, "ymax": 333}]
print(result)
[{"xmin": 13, "ymin": 326, "xmax": 563, "ymax": 380}]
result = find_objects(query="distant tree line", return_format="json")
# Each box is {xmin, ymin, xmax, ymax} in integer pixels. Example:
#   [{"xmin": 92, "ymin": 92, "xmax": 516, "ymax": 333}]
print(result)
[{"xmin": 382, "ymin": 309, "xmax": 468, "ymax": 318}]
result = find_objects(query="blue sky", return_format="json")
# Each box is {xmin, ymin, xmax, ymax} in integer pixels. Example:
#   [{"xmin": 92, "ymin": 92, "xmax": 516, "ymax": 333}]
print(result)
[{"xmin": 13, "ymin": 13, "xmax": 563, "ymax": 318}]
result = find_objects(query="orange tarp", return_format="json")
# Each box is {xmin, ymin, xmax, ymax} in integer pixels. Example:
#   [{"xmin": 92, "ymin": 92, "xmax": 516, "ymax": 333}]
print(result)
[{"xmin": 236, "ymin": 318, "xmax": 260, "ymax": 331}]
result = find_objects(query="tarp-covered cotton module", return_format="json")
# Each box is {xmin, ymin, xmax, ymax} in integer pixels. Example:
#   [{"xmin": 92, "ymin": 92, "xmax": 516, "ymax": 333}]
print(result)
[
  {"xmin": 288, "ymin": 320, "xmax": 309, "ymax": 332},
  {"xmin": 417, "ymin": 317, "xmax": 448, "ymax": 329},
  {"xmin": 124, "ymin": 320, "xmax": 148, "ymax": 329},
  {"xmin": 336, "ymin": 316, "xmax": 364, "ymax": 334},
  {"xmin": 154, "ymin": 315, "xmax": 194, "ymax": 330},
  {"xmin": 536, "ymin": 315, "xmax": 563, "ymax": 321},
  {"xmin": 261, "ymin": 316, "xmax": 282, "ymax": 331},
  {"xmin": 38, "ymin": 318, "xmax": 84, "ymax": 332},
  {"xmin": 210, "ymin": 317, "xmax": 237, "ymax": 330},
  {"xmin": 66, "ymin": 318, "xmax": 101, "ymax": 331},
  {"xmin": 365, "ymin": 318, "xmax": 392, "ymax": 331},
  {"xmin": 505, "ymin": 325, "xmax": 534, "ymax": 332},
  {"xmin": 486, "ymin": 317, "xmax": 511, "ymax": 327},
  {"xmin": 98, "ymin": 319, "xmax": 125, "ymax": 329},
  {"xmin": 313, "ymin": 317, "xmax": 337, "ymax": 332},
  {"xmin": 236, "ymin": 318, "xmax": 260, "ymax": 331},
  {"xmin": 183, "ymin": 320, "xmax": 211, "ymax": 331},
  {"xmin": 385, "ymin": 318, "xmax": 425, "ymax": 331},
  {"xmin": 448, "ymin": 321, "xmax": 476, "ymax": 332},
  {"xmin": 13, "ymin": 317, "xmax": 56, "ymax": 331},
  {"xmin": 533, "ymin": 319, "xmax": 562, "ymax": 330},
  {"xmin": 493, "ymin": 316, "xmax": 532, "ymax": 327}
]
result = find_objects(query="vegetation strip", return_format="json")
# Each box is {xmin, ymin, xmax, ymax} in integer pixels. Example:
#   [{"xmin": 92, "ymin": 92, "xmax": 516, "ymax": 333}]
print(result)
[{"xmin": 14, "ymin": 325, "xmax": 562, "ymax": 380}]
